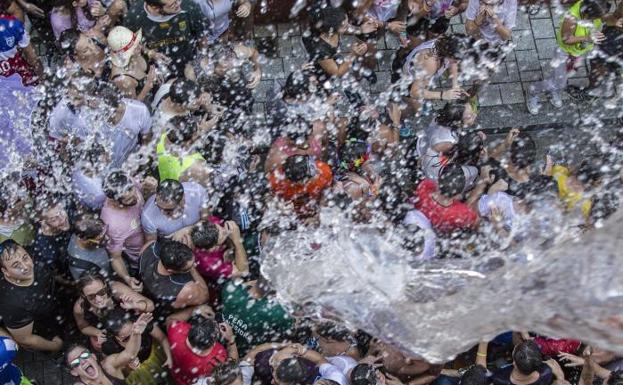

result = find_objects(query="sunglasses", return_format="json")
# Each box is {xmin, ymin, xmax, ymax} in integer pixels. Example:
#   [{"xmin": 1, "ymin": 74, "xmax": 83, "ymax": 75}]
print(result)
[
  {"xmin": 69, "ymin": 350, "xmax": 92, "ymax": 369},
  {"xmin": 84, "ymin": 287, "xmax": 109, "ymax": 302}
]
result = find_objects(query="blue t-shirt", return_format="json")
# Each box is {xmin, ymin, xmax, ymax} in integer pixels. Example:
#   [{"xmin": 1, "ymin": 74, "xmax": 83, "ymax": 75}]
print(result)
[{"xmin": 0, "ymin": 336, "xmax": 22, "ymax": 385}]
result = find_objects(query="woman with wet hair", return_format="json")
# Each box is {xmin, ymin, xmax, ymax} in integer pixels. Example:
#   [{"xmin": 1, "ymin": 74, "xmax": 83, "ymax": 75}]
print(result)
[
  {"xmin": 65, "ymin": 313, "xmax": 153, "ymax": 385},
  {"xmin": 73, "ymin": 271, "xmax": 154, "ymax": 351}
]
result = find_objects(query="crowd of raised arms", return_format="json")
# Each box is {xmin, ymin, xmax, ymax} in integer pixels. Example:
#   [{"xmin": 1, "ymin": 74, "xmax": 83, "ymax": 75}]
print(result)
[{"xmin": 0, "ymin": 0, "xmax": 622, "ymax": 383}]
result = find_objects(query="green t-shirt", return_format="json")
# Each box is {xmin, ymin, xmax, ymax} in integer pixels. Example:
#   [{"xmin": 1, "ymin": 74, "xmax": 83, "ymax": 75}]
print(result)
[
  {"xmin": 0, "ymin": 222, "xmax": 35, "ymax": 247},
  {"xmin": 125, "ymin": 0, "xmax": 209, "ymax": 75},
  {"xmin": 221, "ymin": 281, "xmax": 295, "ymax": 354}
]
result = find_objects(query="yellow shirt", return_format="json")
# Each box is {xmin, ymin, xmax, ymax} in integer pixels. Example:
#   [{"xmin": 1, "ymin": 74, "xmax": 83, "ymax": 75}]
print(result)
[{"xmin": 552, "ymin": 165, "xmax": 592, "ymax": 220}]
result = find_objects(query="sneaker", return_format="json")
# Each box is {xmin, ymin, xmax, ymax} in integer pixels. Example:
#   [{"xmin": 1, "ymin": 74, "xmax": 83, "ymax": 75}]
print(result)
[
  {"xmin": 526, "ymin": 89, "xmax": 540, "ymax": 115},
  {"xmin": 567, "ymin": 85, "xmax": 597, "ymax": 102},
  {"xmin": 549, "ymin": 91, "xmax": 563, "ymax": 108}
]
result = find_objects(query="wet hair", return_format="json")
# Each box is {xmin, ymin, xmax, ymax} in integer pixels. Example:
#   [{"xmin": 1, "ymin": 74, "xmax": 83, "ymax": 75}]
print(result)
[
  {"xmin": 351, "ymin": 364, "xmax": 378, "ymax": 385},
  {"xmin": 77, "ymin": 270, "xmax": 109, "ymax": 294},
  {"xmin": 275, "ymin": 357, "xmax": 307, "ymax": 384},
  {"xmin": 0, "ymin": 240, "xmax": 22, "ymax": 269},
  {"xmin": 435, "ymin": 34, "xmax": 470, "ymax": 61},
  {"xmin": 283, "ymin": 70, "xmax": 313, "ymax": 100},
  {"xmin": 213, "ymin": 361, "xmax": 243, "ymax": 385},
  {"xmin": 64, "ymin": 344, "xmax": 88, "ymax": 368},
  {"xmin": 452, "ymin": 132, "xmax": 484, "ymax": 166},
  {"xmin": 94, "ymin": 82, "xmax": 121, "ymax": 108},
  {"xmin": 144, "ymin": 0, "xmax": 166, "ymax": 8},
  {"xmin": 156, "ymin": 179, "xmax": 185, "ymax": 204},
  {"xmin": 158, "ymin": 239, "xmax": 194, "ymax": 271},
  {"xmin": 438, "ymin": 164, "xmax": 466, "ymax": 198},
  {"xmin": 103, "ymin": 170, "xmax": 132, "ymax": 201},
  {"xmin": 460, "ymin": 365, "xmax": 488, "ymax": 385},
  {"xmin": 316, "ymin": 321, "xmax": 352, "ymax": 341},
  {"xmin": 187, "ymin": 316, "xmax": 219, "ymax": 350},
  {"xmin": 513, "ymin": 341, "xmax": 543, "ymax": 375},
  {"xmin": 510, "ymin": 133, "xmax": 537, "ymax": 170},
  {"xmin": 316, "ymin": 7, "xmax": 347, "ymax": 34},
  {"xmin": 577, "ymin": 156, "xmax": 603, "ymax": 185},
  {"xmin": 191, "ymin": 222, "xmax": 219, "ymax": 249},
  {"xmin": 169, "ymin": 79, "xmax": 202, "ymax": 105},
  {"xmin": 200, "ymin": 132, "xmax": 226, "ymax": 165},
  {"xmin": 59, "ymin": 28, "xmax": 80, "ymax": 59},
  {"xmin": 166, "ymin": 115, "xmax": 198, "ymax": 144},
  {"xmin": 580, "ymin": 0, "xmax": 609, "ymax": 19},
  {"xmin": 436, "ymin": 101, "xmax": 468, "ymax": 131},
  {"xmin": 103, "ymin": 307, "xmax": 136, "ymax": 336},
  {"xmin": 74, "ymin": 215, "xmax": 106, "ymax": 240},
  {"xmin": 284, "ymin": 155, "xmax": 312, "ymax": 182}
]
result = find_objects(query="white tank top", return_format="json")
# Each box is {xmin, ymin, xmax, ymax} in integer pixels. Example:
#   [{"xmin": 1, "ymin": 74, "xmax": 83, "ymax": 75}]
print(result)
[{"xmin": 367, "ymin": 0, "xmax": 401, "ymax": 22}]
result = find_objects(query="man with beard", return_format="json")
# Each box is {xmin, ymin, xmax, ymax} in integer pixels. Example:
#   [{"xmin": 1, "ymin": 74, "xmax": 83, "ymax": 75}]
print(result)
[
  {"xmin": 101, "ymin": 170, "xmax": 153, "ymax": 292},
  {"xmin": 0, "ymin": 241, "xmax": 64, "ymax": 352},
  {"xmin": 67, "ymin": 215, "xmax": 112, "ymax": 280}
]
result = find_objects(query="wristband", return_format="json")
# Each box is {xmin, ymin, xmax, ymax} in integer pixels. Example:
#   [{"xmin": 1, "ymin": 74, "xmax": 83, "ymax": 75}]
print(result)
[{"xmin": 477, "ymin": 352, "xmax": 487, "ymax": 357}]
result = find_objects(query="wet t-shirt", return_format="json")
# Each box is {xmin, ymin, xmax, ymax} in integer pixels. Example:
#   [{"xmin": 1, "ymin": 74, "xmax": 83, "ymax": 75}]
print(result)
[
  {"xmin": 30, "ymin": 230, "xmax": 71, "ymax": 269},
  {"xmin": 220, "ymin": 281, "xmax": 295, "ymax": 355},
  {"xmin": 0, "ymin": 262, "xmax": 63, "ymax": 338},
  {"xmin": 302, "ymin": 35, "xmax": 339, "ymax": 83}
]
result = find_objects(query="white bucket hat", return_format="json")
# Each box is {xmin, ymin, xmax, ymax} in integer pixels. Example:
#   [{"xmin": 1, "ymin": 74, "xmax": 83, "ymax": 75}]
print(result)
[{"xmin": 107, "ymin": 26, "xmax": 142, "ymax": 68}]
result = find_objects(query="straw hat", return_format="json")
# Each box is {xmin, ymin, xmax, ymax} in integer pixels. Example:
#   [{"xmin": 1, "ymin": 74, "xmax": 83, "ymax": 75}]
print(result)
[{"xmin": 107, "ymin": 26, "xmax": 142, "ymax": 68}]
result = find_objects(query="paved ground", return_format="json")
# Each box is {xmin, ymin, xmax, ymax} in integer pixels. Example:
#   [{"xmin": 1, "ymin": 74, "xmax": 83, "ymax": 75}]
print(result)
[
  {"xmin": 19, "ymin": 4, "xmax": 622, "ymax": 384},
  {"xmin": 250, "ymin": 3, "xmax": 622, "ymax": 131}
]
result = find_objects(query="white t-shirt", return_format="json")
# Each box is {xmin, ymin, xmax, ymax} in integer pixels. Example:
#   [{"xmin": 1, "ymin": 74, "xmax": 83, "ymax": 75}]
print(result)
[
  {"xmin": 48, "ymin": 100, "xmax": 91, "ymax": 140},
  {"xmin": 105, "ymin": 98, "xmax": 152, "ymax": 167},
  {"xmin": 317, "ymin": 363, "xmax": 350, "ymax": 385},
  {"xmin": 141, "ymin": 181, "xmax": 207, "ymax": 236},
  {"xmin": 416, "ymin": 120, "xmax": 458, "ymax": 180},
  {"xmin": 465, "ymin": 0, "xmax": 517, "ymax": 43},
  {"xmin": 478, "ymin": 191, "xmax": 516, "ymax": 229},
  {"xmin": 403, "ymin": 209, "xmax": 437, "ymax": 261},
  {"xmin": 367, "ymin": 0, "xmax": 401, "ymax": 22},
  {"xmin": 192, "ymin": 0, "xmax": 233, "ymax": 42},
  {"xmin": 328, "ymin": 356, "xmax": 358, "ymax": 376}
]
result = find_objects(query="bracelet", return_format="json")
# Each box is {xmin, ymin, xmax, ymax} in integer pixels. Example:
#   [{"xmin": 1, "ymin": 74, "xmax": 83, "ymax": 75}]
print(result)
[{"xmin": 477, "ymin": 352, "xmax": 487, "ymax": 357}]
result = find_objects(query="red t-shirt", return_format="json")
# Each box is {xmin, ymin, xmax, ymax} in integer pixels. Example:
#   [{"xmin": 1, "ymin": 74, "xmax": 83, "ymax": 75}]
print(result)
[
  {"xmin": 414, "ymin": 179, "xmax": 478, "ymax": 233},
  {"xmin": 168, "ymin": 321, "xmax": 228, "ymax": 385},
  {"xmin": 534, "ymin": 337, "xmax": 581, "ymax": 356}
]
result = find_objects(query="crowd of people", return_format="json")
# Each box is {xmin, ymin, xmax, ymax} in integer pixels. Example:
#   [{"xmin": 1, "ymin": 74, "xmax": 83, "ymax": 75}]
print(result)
[{"xmin": 0, "ymin": 0, "xmax": 623, "ymax": 383}]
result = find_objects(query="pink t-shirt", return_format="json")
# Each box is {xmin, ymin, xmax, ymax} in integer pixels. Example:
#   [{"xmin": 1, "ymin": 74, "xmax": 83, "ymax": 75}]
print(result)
[
  {"xmin": 194, "ymin": 217, "xmax": 232, "ymax": 282},
  {"xmin": 100, "ymin": 191, "xmax": 145, "ymax": 266}
]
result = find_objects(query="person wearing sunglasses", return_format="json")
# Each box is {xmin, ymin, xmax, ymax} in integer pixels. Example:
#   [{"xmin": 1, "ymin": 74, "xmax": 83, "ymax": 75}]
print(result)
[
  {"xmin": 141, "ymin": 179, "xmax": 211, "ymax": 245},
  {"xmin": 67, "ymin": 214, "xmax": 112, "ymax": 281},
  {"xmin": 73, "ymin": 271, "xmax": 154, "ymax": 351},
  {"xmin": 101, "ymin": 308, "xmax": 173, "ymax": 385},
  {"xmin": 65, "ymin": 312, "xmax": 154, "ymax": 385}
]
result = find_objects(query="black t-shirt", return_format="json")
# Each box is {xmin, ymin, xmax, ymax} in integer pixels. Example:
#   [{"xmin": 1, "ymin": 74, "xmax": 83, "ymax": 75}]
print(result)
[
  {"xmin": 102, "ymin": 325, "xmax": 154, "ymax": 363},
  {"xmin": 302, "ymin": 35, "xmax": 339, "ymax": 83},
  {"xmin": 124, "ymin": 0, "xmax": 209, "ymax": 76},
  {"xmin": 30, "ymin": 230, "xmax": 71, "ymax": 270},
  {"xmin": 0, "ymin": 262, "xmax": 63, "ymax": 338},
  {"xmin": 491, "ymin": 365, "xmax": 554, "ymax": 385}
]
